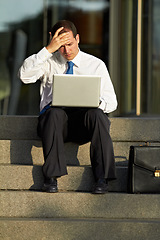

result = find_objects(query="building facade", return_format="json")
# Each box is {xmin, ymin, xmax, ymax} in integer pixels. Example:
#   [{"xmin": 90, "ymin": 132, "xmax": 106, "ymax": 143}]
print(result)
[{"xmin": 0, "ymin": 0, "xmax": 159, "ymax": 116}]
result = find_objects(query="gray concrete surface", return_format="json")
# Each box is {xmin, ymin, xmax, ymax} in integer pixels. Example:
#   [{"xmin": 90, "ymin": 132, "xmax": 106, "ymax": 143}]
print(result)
[
  {"xmin": 0, "ymin": 116, "xmax": 160, "ymax": 240},
  {"xmin": 0, "ymin": 165, "xmax": 127, "ymax": 192},
  {"xmin": 1, "ymin": 218, "xmax": 160, "ymax": 240},
  {"xmin": 0, "ymin": 116, "xmax": 160, "ymax": 141},
  {"xmin": 0, "ymin": 140, "xmax": 142, "ymax": 165},
  {"xmin": 1, "ymin": 191, "xmax": 160, "ymax": 219}
]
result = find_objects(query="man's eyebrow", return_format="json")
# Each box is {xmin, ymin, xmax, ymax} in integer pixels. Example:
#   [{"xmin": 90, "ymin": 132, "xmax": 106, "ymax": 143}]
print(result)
[
  {"xmin": 64, "ymin": 41, "xmax": 74, "ymax": 46},
  {"xmin": 68, "ymin": 41, "xmax": 73, "ymax": 45}
]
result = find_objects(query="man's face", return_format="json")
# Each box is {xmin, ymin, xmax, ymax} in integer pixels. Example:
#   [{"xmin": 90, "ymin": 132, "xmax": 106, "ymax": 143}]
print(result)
[{"xmin": 58, "ymin": 30, "xmax": 79, "ymax": 60}]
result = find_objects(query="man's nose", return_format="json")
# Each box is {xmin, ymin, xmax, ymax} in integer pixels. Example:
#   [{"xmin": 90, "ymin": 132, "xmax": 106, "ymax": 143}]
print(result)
[{"xmin": 64, "ymin": 46, "xmax": 69, "ymax": 53}]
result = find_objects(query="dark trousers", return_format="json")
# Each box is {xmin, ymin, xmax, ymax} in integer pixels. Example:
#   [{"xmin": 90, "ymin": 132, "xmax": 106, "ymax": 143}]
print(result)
[{"xmin": 37, "ymin": 107, "xmax": 116, "ymax": 181}]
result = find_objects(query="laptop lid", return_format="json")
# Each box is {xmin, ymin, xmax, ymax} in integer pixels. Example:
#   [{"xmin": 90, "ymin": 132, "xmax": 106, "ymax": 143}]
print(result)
[{"xmin": 52, "ymin": 74, "xmax": 101, "ymax": 108}]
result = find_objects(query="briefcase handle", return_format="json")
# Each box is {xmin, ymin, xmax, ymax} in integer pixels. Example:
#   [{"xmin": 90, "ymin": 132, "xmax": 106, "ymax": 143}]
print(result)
[{"xmin": 140, "ymin": 141, "xmax": 160, "ymax": 147}]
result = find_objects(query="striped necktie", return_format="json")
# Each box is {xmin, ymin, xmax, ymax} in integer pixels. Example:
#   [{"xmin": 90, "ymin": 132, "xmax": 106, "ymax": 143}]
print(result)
[{"xmin": 66, "ymin": 61, "xmax": 74, "ymax": 74}]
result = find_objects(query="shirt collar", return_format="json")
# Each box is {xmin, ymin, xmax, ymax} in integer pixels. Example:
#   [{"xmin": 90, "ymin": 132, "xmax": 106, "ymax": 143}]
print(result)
[
  {"xmin": 72, "ymin": 49, "xmax": 81, "ymax": 68},
  {"xmin": 56, "ymin": 49, "xmax": 81, "ymax": 68}
]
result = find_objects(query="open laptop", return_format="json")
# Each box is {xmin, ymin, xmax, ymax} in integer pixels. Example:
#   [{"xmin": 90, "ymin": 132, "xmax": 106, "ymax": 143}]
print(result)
[{"xmin": 51, "ymin": 74, "xmax": 101, "ymax": 108}]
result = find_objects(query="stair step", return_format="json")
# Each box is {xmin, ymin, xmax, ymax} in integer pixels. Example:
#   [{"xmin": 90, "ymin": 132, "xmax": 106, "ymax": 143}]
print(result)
[
  {"xmin": 0, "ymin": 116, "xmax": 160, "ymax": 141},
  {"xmin": 1, "ymin": 217, "xmax": 160, "ymax": 240},
  {"xmin": 0, "ymin": 165, "xmax": 127, "ymax": 192},
  {"xmin": 1, "ymin": 139, "xmax": 153, "ymax": 166},
  {"xmin": 1, "ymin": 191, "xmax": 160, "ymax": 219},
  {"xmin": 0, "ymin": 116, "xmax": 160, "ymax": 240}
]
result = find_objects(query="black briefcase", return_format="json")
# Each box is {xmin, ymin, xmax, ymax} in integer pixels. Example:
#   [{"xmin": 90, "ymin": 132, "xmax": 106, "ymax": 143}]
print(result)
[{"xmin": 128, "ymin": 145, "xmax": 160, "ymax": 193}]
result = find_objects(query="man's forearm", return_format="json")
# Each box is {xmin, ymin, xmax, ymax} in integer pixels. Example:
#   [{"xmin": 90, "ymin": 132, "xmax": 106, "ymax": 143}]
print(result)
[{"xmin": 19, "ymin": 47, "xmax": 51, "ymax": 84}]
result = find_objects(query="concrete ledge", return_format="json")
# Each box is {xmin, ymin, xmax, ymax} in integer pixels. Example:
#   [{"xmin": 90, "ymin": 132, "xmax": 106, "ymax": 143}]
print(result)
[
  {"xmin": 1, "ymin": 191, "xmax": 160, "ymax": 219},
  {"xmin": 0, "ymin": 140, "xmax": 143, "ymax": 165},
  {"xmin": 0, "ymin": 116, "xmax": 160, "ymax": 141},
  {"xmin": 0, "ymin": 116, "xmax": 39, "ymax": 140},
  {"xmin": 1, "ymin": 218, "xmax": 160, "ymax": 240},
  {"xmin": 111, "ymin": 117, "xmax": 160, "ymax": 141},
  {"xmin": 0, "ymin": 165, "xmax": 127, "ymax": 192},
  {"xmin": 1, "ymin": 140, "xmax": 159, "ymax": 166}
]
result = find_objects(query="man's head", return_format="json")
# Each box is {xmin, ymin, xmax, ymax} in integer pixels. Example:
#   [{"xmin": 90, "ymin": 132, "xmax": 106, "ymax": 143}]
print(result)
[
  {"xmin": 51, "ymin": 20, "xmax": 80, "ymax": 60},
  {"xmin": 51, "ymin": 20, "xmax": 77, "ymax": 38}
]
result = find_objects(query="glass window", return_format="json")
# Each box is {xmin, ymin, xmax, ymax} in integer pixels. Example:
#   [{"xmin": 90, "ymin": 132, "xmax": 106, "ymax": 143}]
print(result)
[
  {"xmin": 141, "ymin": 0, "xmax": 160, "ymax": 115},
  {"xmin": 0, "ymin": 0, "xmax": 110, "ymax": 115},
  {"xmin": 109, "ymin": 0, "xmax": 137, "ymax": 116},
  {"xmin": 110, "ymin": 0, "xmax": 160, "ymax": 116},
  {"xmin": 149, "ymin": 0, "xmax": 160, "ymax": 114},
  {"xmin": 0, "ymin": 0, "xmax": 44, "ymax": 115},
  {"xmin": 1, "ymin": 0, "xmax": 159, "ymax": 116},
  {"xmin": 46, "ymin": 0, "xmax": 110, "ymax": 62}
]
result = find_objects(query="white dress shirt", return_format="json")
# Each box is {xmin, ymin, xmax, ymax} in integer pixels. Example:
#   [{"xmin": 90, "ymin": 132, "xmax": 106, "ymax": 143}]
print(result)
[{"xmin": 19, "ymin": 47, "xmax": 117, "ymax": 113}]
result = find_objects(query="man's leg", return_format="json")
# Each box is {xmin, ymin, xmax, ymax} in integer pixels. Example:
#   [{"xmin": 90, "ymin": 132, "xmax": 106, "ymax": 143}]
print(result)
[
  {"xmin": 37, "ymin": 107, "xmax": 115, "ymax": 193},
  {"xmin": 66, "ymin": 108, "xmax": 116, "ymax": 193},
  {"xmin": 84, "ymin": 109, "xmax": 116, "ymax": 182},
  {"xmin": 37, "ymin": 107, "xmax": 68, "ymax": 192}
]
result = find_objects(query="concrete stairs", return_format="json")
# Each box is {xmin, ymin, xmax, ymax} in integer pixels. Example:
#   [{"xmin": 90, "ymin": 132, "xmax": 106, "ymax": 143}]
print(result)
[{"xmin": 0, "ymin": 116, "xmax": 160, "ymax": 239}]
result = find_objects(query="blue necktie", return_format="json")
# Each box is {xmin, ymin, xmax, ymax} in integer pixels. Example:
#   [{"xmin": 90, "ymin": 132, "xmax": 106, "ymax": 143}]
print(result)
[
  {"xmin": 66, "ymin": 61, "xmax": 74, "ymax": 74},
  {"xmin": 40, "ymin": 62, "xmax": 74, "ymax": 115}
]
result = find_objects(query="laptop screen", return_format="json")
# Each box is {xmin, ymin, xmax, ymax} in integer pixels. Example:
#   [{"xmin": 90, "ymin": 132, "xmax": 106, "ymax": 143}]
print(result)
[{"xmin": 52, "ymin": 74, "xmax": 101, "ymax": 108}]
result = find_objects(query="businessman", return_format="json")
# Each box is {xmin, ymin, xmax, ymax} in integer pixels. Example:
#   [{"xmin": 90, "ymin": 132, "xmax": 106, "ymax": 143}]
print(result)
[{"xmin": 19, "ymin": 20, "xmax": 118, "ymax": 194}]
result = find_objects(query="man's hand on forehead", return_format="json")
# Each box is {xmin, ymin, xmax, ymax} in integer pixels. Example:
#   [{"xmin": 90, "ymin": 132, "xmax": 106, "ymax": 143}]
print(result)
[
  {"xmin": 58, "ymin": 28, "xmax": 69, "ymax": 35},
  {"xmin": 46, "ymin": 27, "xmax": 71, "ymax": 53}
]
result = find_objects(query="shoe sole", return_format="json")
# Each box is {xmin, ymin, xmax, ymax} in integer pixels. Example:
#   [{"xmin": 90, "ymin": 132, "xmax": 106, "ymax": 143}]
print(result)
[
  {"xmin": 92, "ymin": 189, "xmax": 108, "ymax": 194},
  {"xmin": 42, "ymin": 187, "xmax": 58, "ymax": 193},
  {"xmin": 46, "ymin": 189, "xmax": 58, "ymax": 193}
]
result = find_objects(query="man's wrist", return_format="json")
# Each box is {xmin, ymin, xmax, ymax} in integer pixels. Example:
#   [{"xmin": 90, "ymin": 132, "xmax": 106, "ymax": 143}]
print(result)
[
  {"xmin": 46, "ymin": 45, "xmax": 54, "ymax": 54},
  {"xmin": 98, "ymin": 99, "xmax": 106, "ymax": 112},
  {"xmin": 37, "ymin": 47, "xmax": 52, "ymax": 62}
]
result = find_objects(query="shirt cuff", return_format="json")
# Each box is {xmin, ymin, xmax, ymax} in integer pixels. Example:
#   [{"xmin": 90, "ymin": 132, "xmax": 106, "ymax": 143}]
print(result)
[
  {"xmin": 37, "ymin": 47, "xmax": 52, "ymax": 62},
  {"xmin": 98, "ymin": 99, "xmax": 106, "ymax": 112}
]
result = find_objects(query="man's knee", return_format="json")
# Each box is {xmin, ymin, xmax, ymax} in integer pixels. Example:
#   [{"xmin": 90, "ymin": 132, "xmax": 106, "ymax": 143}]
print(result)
[
  {"xmin": 39, "ymin": 107, "xmax": 67, "ymax": 130},
  {"xmin": 38, "ymin": 107, "xmax": 68, "ymax": 138},
  {"xmin": 85, "ymin": 108, "xmax": 110, "ymax": 131},
  {"xmin": 86, "ymin": 108, "xmax": 108, "ymax": 122},
  {"xmin": 87, "ymin": 108, "xmax": 103, "ymax": 118},
  {"xmin": 46, "ymin": 107, "xmax": 67, "ymax": 120}
]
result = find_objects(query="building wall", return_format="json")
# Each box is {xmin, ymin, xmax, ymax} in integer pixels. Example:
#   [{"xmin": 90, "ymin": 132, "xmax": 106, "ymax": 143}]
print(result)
[{"xmin": 0, "ymin": 0, "xmax": 159, "ymax": 116}]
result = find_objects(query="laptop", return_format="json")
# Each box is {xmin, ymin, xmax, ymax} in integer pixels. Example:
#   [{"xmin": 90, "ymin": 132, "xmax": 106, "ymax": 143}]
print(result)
[{"xmin": 51, "ymin": 74, "xmax": 101, "ymax": 108}]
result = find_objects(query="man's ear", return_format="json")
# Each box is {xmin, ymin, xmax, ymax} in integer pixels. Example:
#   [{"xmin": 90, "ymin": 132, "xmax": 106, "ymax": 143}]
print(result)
[
  {"xmin": 76, "ymin": 34, "xmax": 80, "ymax": 44},
  {"xmin": 48, "ymin": 32, "xmax": 53, "ymax": 43}
]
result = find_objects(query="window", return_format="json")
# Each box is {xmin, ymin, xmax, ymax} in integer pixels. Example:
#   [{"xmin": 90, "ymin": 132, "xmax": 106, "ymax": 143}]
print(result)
[{"xmin": 0, "ymin": 0, "xmax": 159, "ymax": 116}]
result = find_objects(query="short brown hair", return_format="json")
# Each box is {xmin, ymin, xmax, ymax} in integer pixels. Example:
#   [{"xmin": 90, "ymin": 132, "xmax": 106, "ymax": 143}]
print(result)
[{"xmin": 51, "ymin": 20, "xmax": 77, "ymax": 38}]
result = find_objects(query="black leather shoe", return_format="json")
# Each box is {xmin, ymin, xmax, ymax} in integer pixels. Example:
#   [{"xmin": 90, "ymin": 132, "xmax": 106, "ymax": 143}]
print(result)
[
  {"xmin": 42, "ymin": 178, "xmax": 58, "ymax": 193},
  {"xmin": 92, "ymin": 178, "xmax": 108, "ymax": 194}
]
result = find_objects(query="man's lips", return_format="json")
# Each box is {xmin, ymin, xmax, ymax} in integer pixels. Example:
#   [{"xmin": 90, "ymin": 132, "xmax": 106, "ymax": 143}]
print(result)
[{"xmin": 65, "ymin": 53, "xmax": 72, "ymax": 57}]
